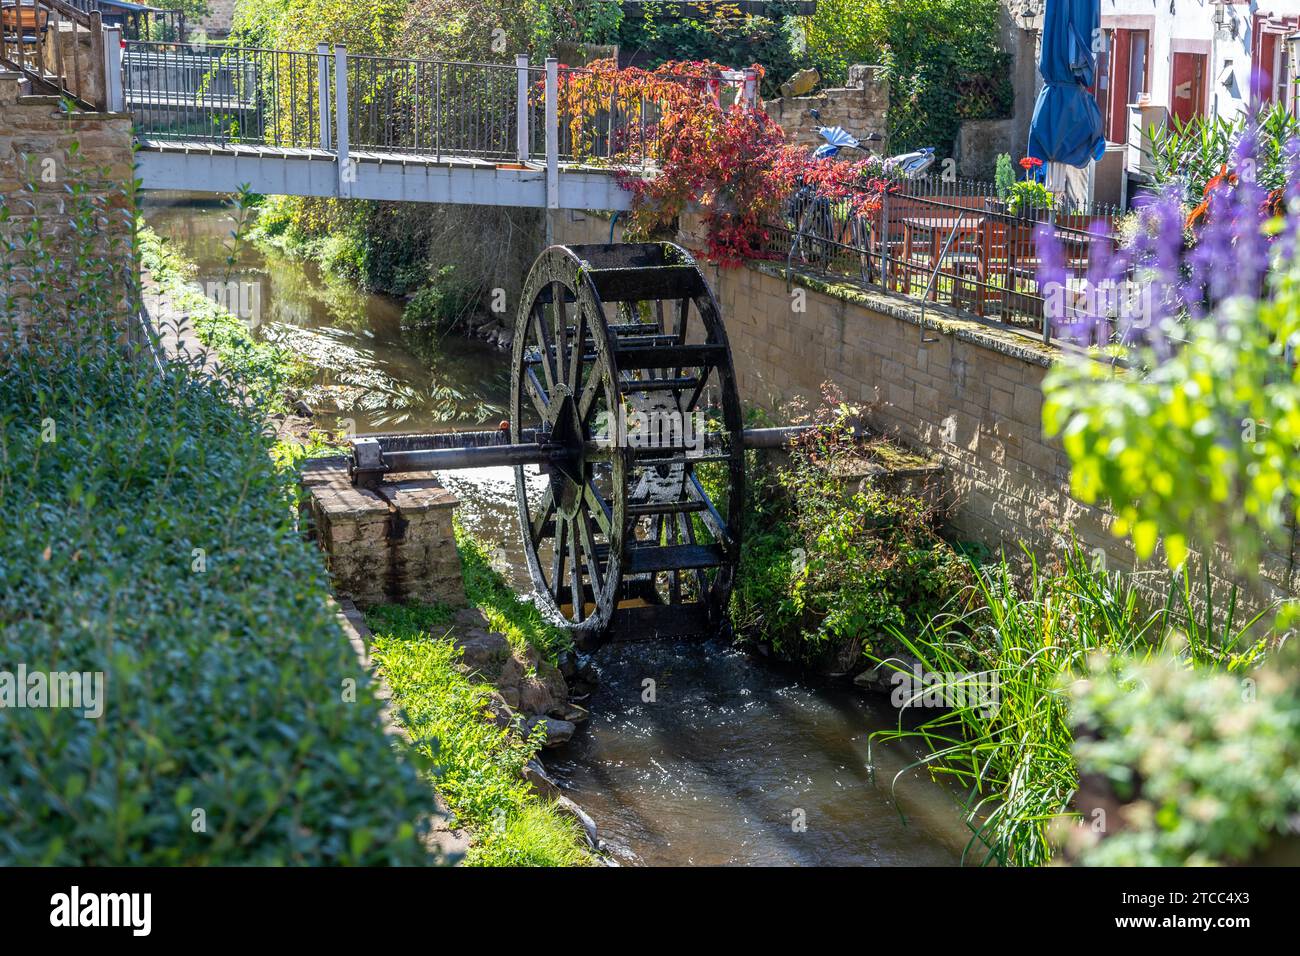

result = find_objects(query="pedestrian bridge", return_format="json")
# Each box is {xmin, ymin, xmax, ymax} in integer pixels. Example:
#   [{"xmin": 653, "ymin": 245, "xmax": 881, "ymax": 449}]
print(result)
[
  {"xmin": 124, "ymin": 37, "xmax": 759, "ymax": 213},
  {"xmin": 119, "ymin": 41, "xmax": 668, "ymax": 211}
]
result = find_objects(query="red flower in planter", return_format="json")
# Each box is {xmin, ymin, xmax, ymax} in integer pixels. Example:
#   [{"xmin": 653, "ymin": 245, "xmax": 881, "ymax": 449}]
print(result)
[{"xmin": 1019, "ymin": 156, "xmax": 1044, "ymax": 171}]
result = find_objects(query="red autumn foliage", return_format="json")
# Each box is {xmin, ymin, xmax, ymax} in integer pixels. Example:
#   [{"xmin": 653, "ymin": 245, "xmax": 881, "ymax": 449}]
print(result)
[{"xmin": 554, "ymin": 58, "xmax": 901, "ymax": 265}]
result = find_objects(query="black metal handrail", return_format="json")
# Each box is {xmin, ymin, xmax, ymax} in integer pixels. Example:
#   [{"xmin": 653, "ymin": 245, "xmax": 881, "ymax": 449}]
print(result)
[{"xmin": 770, "ymin": 174, "xmax": 1122, "ymax": 346}]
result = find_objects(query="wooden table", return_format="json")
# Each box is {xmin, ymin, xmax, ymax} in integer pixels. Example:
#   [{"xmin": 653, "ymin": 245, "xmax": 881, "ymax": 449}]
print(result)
[{"xmin": 899, "ymin": 214, "xmax": 987, "ymax": 299}]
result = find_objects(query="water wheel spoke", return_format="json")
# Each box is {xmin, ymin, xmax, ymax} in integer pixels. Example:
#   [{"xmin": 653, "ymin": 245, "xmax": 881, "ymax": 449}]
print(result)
[
  {"xmin": 530, "ymin": 485, "xmax": 556, "ymax": 545},
  {"xmin": 568, "ymin": 529, "xmax": 584, "ymax": 621},
  {"xmin": 687, "ymin": 470, "xmax": 733, "ymax": 552},
  {"xmin": 578, "ymin": 508, "xmax": 604, "ymax": 593},
  {"xmin": 550, "ymin": 515, "xmax": 568, "ymax": 602},
  {"xmin": 685, "ymin": 361, "xmax": 713, "ymax": 413},
  {"xmin": 551, "ymin": 282, "xmax": 568, "ymax": 388},
  {"xmin": 525, "ymin": 365, "xmax": 550, "ymax": 420},
  {"xmin": 584, "ymin": 480, "xmax": 612, "ymax": 536},
  {"xmin": 677, "ymin": 509, "xmax": 708, "ymax": 599},
  {"xmin": 568, "ymin": 305, "xmax": 586, "ymax": 393},
  {"xmin": 531, "ymin": 303, "xmax": 557, "ymax": 394},
  {"xmin": 577, "ymin": 352, "xmax": 605, "ymax": 422}
]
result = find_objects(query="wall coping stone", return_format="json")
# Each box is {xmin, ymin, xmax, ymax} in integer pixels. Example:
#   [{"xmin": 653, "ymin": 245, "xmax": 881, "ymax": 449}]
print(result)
[{"xmin": 749, "ymin": 261, "xmax": 1061, "ymax": 369}]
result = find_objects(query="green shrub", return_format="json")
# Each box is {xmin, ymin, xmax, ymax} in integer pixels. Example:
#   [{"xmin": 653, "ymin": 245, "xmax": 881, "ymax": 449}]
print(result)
[
  {"xmin": 994, "ymin": 152, "xmax": 1014, "ymax": 202},
  {"xmin": 872, "ymin": 547, "xmax": 1272, "ymax": 867},
  {"xmin": 0, "ymin": 167, "xmax": 440, "ymax": 864},
  {"xmin": 1068, "ymin": 651, "xmax": 1300, "ymax": 866},
  {"xmin": 727, "ymin": 405, "xmax": 970, "ymax": 665},
  {"xmin": 804, "ymin": 0, "xmax": 1011, "ymax": 155},
  {"xmin": 1147, "ymin": 101, "xmax": 1299, "ymax": 200},
  {"xmin": 616, "ymin": 2, "xmax": 808, "ymax": 97},
  {"xmin": 0, "ymin": 346, "xmax": 439, "ymax": 864},
  {"xmin": 402, "ymin": 267, "xmax": 474, "ymax": 333},
  {"xmin": 317, "ymin": 229, "xmax": 368, "ymax": 283}
]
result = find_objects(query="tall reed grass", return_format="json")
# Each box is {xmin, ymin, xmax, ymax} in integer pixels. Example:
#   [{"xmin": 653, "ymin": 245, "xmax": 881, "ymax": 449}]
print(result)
[{"xmin": 870, "ymin": 546, "xmax": 1272, "ymax": 867}]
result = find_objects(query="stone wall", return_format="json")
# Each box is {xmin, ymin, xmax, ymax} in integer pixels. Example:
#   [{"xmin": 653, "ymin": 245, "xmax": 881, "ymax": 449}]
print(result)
[
  {"xmin": 554, "ymin": 210, "xmax": 1297, "ymax": 619},
  {"xmin": 0, "ymin": 72, "xmax": 135, "ymax": 340},
  {"xmin": 196, "ymin": 0, "xmax": 237, "ymax": 38},
  {"xmin": 763, "ymin": 65, "xmax": 889, "ymax": 153},
  {"xmin": 956, "ymin": 118, "xmax": 1017, "ymax": 181}
]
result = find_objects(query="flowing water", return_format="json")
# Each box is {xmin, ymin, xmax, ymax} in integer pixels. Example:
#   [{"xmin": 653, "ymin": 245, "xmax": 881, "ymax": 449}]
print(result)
[{"xmin": 145, "ymin": 196, "xmax": 977, "ymax": 866}]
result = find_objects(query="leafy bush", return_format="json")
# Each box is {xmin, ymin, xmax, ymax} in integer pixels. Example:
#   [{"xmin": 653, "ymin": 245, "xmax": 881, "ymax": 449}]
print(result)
[
  {"xmin": 874, "ymin": 547, "xmax": 1271, "ymax": 867},
  {"xmin": 1147, "ymin": 102, "xmax": 1299, "ymax": 202},
  {"xmin": 616, "ymin": 2, "xmax": 807, "ymax": 97},
  {"xmin": 1067, "ymin": 651, "xmax": 1300, "ymax": 866},
  {"xmin": 804, "ymin": 0, "xmax": 1011, "ymax": 155},
  {"xmin": 402, "ymin": 266, "xmax": 474, "ymax": 332},
  {"xmin": 0, "ymin": 163, "xmax": 440, "ymax": 864},
  {"xmin": 727, "ymin": 400, "xmax": 970, "ymax": 665},
  {"xmin": 0, "ymin": 342, "xmax": 439, "ymax": 864},
  {"xmin": 994, "ymin": 152, "xmax": 1014, "ymax": 202}
]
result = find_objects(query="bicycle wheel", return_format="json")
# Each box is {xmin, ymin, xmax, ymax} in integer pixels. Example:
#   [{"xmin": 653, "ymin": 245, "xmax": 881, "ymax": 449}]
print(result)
[{"xmin": 794, "ymin": 197, "xmax": 836, "ymax": 271}]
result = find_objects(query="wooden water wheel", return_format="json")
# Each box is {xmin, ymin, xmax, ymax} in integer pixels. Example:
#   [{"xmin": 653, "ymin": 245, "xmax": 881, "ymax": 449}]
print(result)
[{"xmin": 510, "ymin": 242, "xmax": 745, "ymax": 648}]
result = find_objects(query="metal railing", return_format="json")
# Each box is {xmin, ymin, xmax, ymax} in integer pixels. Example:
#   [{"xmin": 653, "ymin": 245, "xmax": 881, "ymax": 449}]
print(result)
[
  {"xmin": 123, "ymin": 41, "xmax": 740, "ymax": 172},
  {"xmin": 124, "ymin": 42, "xmax": 326, "ymax": 147},
  {"xmin": 344, "ymin": 53, "xmax": 519, "ymax": 159},
  {"xmin": 528, "ymin": 63, "xmax": 755, "ymax": 169},
  {"xmin": 0, "ymin": 0, "xmax": 109, "ymax": 108},
  {"xmin": 769, "ymin": 174, "xmax": 1122, "ymax": 345}
]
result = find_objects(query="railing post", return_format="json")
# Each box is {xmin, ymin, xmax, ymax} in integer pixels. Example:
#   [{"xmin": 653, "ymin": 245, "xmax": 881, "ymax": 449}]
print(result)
[
  {"xmin": 516, "ymin": 54, "xmax": 529, "ymax": 163},
  {"xmin": 545, "ymin": 57, "xmax": 559, "ymax": 210},
  {"xmin": 1043, "ymin": 205, "xmax": 1056, "ymax": 345},
  {"xmin": 102, "ymin": 26, "xmax": 123, "ymax": 113},
  {"xmin": 317, "ymin": 43, "xmax": 331, "ymax": 151},
  {"xmin": 333, "ymin": 44, "xmax": 350, "ymax": 198}
]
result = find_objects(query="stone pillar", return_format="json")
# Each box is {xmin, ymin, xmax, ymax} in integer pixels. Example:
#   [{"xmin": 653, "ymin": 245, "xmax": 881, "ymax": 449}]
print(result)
[{"xmin": 300, "ymin": 457, "xmax": 466, "ymax": 608}]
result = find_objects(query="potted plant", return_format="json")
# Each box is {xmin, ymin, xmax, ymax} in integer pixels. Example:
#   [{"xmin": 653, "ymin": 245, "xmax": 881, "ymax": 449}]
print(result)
[{"xmin": 1007, "ymin": 156, "xmax": 1055, "ymax": 219}]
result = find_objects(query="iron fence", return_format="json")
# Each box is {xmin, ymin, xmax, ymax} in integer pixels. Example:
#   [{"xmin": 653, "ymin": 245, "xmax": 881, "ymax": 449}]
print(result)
[
  {"xmin": 345, "ymin": 54, "xmax": 518, "ymax": 159},
  {"xmin": 125, "ymin": 41, "xmax": 327, "ymax": 148},
  {"xmin": 528, "ymin": 64, "xmax": 748, "ymax": 168},
  {"xmin": 768, "ymin": 174, "xmax": 1123, "ymax": 344}
]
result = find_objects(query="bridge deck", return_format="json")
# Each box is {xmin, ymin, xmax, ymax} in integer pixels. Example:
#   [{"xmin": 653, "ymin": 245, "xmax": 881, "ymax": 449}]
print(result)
[{"xmin": 134, "ymin": 139, "xmax": 639, "ymax": 210}]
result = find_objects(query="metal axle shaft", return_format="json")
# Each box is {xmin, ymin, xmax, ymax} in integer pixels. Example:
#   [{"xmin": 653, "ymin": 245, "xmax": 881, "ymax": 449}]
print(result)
[{"xmin": 349, "ymin": 426, "xmax": 811, "ymax": 488}]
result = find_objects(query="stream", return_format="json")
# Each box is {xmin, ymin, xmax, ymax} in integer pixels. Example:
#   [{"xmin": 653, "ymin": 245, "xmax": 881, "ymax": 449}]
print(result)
[{"xmin": 145, "ymin": 196, "xmax": 977, "ymax": 866}]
